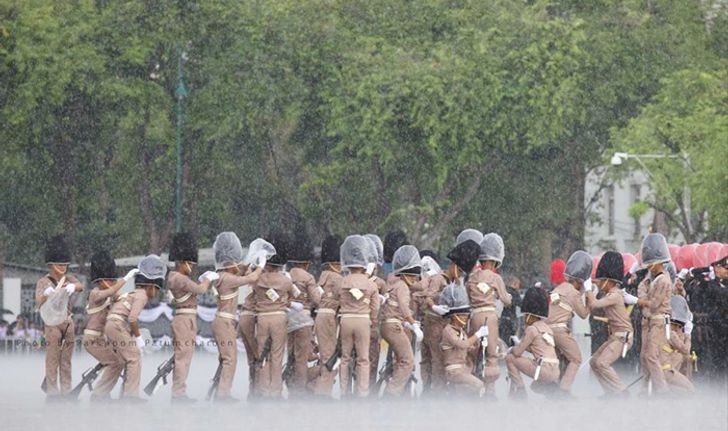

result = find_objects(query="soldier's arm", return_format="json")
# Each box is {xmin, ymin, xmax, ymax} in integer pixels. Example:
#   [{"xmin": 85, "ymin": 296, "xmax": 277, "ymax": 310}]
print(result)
[
  {"xmin": 669, "ymin": 331, "xmax": 690, "ymax": 355},
  {"xmin": 588, "ymin": 291, "xmax": 620, "ymax": 311},
  {"xmin": 647, "ymin": 277, "xmax": 670, "ymax": 313},
  {"xmin": 229, "ymin": 267, "xmax": 262, "ymax": 287},
  {"xmin": 398, "ymin": 285, "xmax": 415, "ymax": 324},
  {"xmin": 571, "ymin": 290, "xmax": 590, "ymax": 319},
  {"xmin": 35, "ymin": 278, "xmax": 49, "ymax": 308},
  {"xmin": 182, "ymin": 275, "xmax": 211, "ymax": 295},
  {"xmin": 369, "ymin": 287, "xmax": 380, "ymax": 322},
  {"xmin": 443, "ymin": 327, "xmax": 472, "ymax": 349},
  {"xmin": 511, "ymin": 326, "xmax": 537, "ymax": 357},
  {"xmin": 128, "ymin": 295, "xmax": 148, "ymax": 337},
  {"xmin": 95, "ymin": 278, "xmax": 128, "ymax": 300},
  {"xmin": 305, "ymin": 273, "xmax": 321, "ymax": 307},
  {"xmin": 494, "ymin": 276, "xmax": 512, "ymax": 306}
]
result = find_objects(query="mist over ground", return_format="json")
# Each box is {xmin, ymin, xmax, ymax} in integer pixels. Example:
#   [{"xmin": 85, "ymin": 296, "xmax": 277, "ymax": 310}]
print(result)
[{"xmin": 1, "ymin": 350, "xmax": 725, "ymax": 431}]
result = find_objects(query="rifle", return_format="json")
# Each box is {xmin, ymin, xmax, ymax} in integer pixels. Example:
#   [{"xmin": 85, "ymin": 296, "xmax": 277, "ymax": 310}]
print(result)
[
  {"xmin": 143, "ymin": 355, "xmax": 175, "ymax": 396},
  {"xmin": 408, "ymin": 330, "xmax": 419, "ymax": 398},
  {"xmin": 40, "ymin": 377, "xmax": 48, "ymax": 394},
  {"xmin": 474, "ymin": 336, "xmax": 487, "ymax": 380},
  {"xmin": 255, "ymin": 336, "xmax": 273, "ymax": 369},
  {"xmin": 70, "ymin": 362, "xmax": 105, "ymax": 398},
  {"xmin": 206, "ymin": 357, "xmax": 224, "ymax": 401},
  {"xmin": 324, "ymin": 337, "xmax": 342, "ymax": 371},
  {"xmin": 376, "ymin": 344, "xmax": 394, "ymax": 393},
  {"xmin": 282, "ymin": 349, "xmax": 295, "ymax": 386}
]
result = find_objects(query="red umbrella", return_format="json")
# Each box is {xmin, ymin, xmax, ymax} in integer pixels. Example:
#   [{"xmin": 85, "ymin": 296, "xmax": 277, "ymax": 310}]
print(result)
[
  {"xmin": 622, "ymin": 253, "xmax": 637, "ymax": 275},
  {"xmin": 591, "ymin": 254, "xmax": 602, "ymax": 279},
  {"xmin": 668, "ymin": 244, "xmax": 681, "ymax": 266},
  {"xmin": 706, "ymin": 242, "xmax": 724, "ymax": 266},
  {"xmin": 678, "ymin": 244, "xmax": 698, "ymax": 269},
  {"xmin": 719, "ymin": 244, "xmax": 728, "ymax": 263}
]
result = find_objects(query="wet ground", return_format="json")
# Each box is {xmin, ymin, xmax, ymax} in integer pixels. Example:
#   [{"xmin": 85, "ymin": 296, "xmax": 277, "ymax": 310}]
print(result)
[{"xmin": 1, "ymin": 350, "xmax": 726, "ymax": 431}]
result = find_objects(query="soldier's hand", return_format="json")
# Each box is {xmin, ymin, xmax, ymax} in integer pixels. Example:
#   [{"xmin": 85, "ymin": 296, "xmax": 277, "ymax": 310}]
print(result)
[{"xmin": 43, "ymin": 286, "xmax": 54, "ymax": 297}]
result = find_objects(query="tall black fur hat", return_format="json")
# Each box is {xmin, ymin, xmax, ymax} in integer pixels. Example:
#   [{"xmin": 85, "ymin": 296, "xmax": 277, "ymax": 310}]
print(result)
[
  {"xmin": 446, "ymin": 240, "xmax": 480, "ymax": 274},
  {"xmin": 321, "ymin": 235, "xmax": 342, "ymax": 264},
  {"xmin": 383, "ymin": 230, "xmax": 408, "ymax": 263},
  {"xmin": 90, "ymin": 249, "xmax": 118, "ymax": 282},
  {"xmin": 169, "ymin": 232, "xmax": 198, "ymax": 263},
  {"xmin": 521, "ymin": 286, "xmax": 549, "ymax": 319},
  {"xmin": 595, "ymin": 251, "xmax": 624, "ymax": 283},
  {"xmin": 45, "ymin": 235, "xmax": 71, "ymax": 264},
  {"xmin": 288, "ymin": 229, "xmax": 313, "ymax": 263},
  {"xmin": 267, "ymin": 231, "xmax": 291, "ymax": 266}
]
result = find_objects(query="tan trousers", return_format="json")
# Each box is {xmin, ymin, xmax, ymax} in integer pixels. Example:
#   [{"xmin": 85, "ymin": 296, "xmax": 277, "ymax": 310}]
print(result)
[
  {"xmin": 644, "ymin": 319, "xmax": 669, "ymax": 393},
  {"xmin": 340, "ymin": 317, "xmax": 371, "ymax": 397},
  {"xmin": 470, "ymin": 310, "xmax": 501, "ymax": 393},
  {"xmin": 590, "ymin": 335, "xmax": 632, "ymax": 393},
  {"xmin": 380, "ymin": 321, "xmax": 414, "ymax": 396},
  {"xmin": 446, "ymin": 367, "xmax": 484, "ymax": 395},
  {"xmin": 314, "ymin": 313, "xmax": 337, "ymax": 395},
  {"xmin": 171, "ymin": 314, "xmax": 197, "ymax": 397},
  {"xmin": 43, "ymin": 320, "xmax": 75, "ymax": 395},
  {"xmin": 423, "ymin": 315, "xmax": 448, "ymax": 392},
  {"xmin": 552, "ymin": 328, "xmax": 581, "ymax": 391},
  {"xmin": 255, "ymin": 314, "xmax": 287, "ymax": 398},
  {"xmin": 83, "ymin": 333, "xmax": 125, "ymax": 396},
  {"xmin": 369, "ymin": 318, "xmax": 381, "ymax": 388},
  {"xmin": 665, "ymin": 368, "xmax": 695, "ymax": 394},
  {"xmin": 505, "ymin": 354, "xmax": 559, "ymax": 388},
  {"xmin": 211, "ymin": 317, "xmax": 237, "ymax": 398},
  {"xmin": 104, "ymin": 319, "xmax": 141, "ymax": 398},
  {"xmin": 287, "ymin": 326, "xmax": 313, "ymax": 396}
]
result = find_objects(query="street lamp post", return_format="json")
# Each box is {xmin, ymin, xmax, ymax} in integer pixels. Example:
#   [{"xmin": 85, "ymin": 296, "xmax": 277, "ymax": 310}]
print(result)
[
  {"xmin": 175, "ymin": 45, "xmax": 188, "ymax": 234},
  {"xmin": 611, "ymin": 151, "xmax": 693, "ymax": 238}
]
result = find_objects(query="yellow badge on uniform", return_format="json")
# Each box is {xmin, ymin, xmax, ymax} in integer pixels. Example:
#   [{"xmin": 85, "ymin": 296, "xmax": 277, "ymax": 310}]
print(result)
[
  {"xmin": 549, "ymin": 292, "xmax": 560, "ymax": 303},
  {"xmin": 350, "ymin": 288, "xmax": 364, "ymax": 300},
  {"xmin": 477, "ymin": 282, "xmax": 491, "ymax": 295}
]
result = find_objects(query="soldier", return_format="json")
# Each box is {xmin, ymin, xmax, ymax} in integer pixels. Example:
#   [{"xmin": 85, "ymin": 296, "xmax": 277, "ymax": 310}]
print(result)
[
  {"xmin": 83, "ymin": 250, "xmax": 139, "ymax": 401},
  {"xmin": 466, "ymin": 232, "xmax": 512, "ymax": 397},
  {"xmin": 439, "ymin": 239, "xmax": 486, "ymax": 396},
  {"xmin": 505, "ymin": 286, "xmax": 560, "ymax": 398},
  {"xmin": 500, "ymin": 275, "xmax": 523, "ymax": 346},
  {"xmin": 381, "ymin": 245, "xmax": 423, "ymax": 397},
  {"xmin": 104, "ymin": 255, "xmax": 165, "ymax": 401},
  {"xmin": 336, "ymin": 235, "xmax": 380, "ymax": 397},
  {"xmin": 659, "ymin": 295, "xmax": 695, "ymax": 395},
  {"xmin": 211, "ymin": 232, "xmax": 262, "ymax": 402},
  {"xmin": 285, "ymin": 231, "xmax": 319, "ymax": 397},
  {"xmin": 367, "ymin": 232, "xmax": 394, "ymax": 389},
  {"xmin": 253, "ymin": 235, "xmax": 298, "ymax": 399},
  {"xmin": 313, "ymin": 235, "xmax": 343, "ymax": 397},
  {"xmin": 635, "ymin": 233, "xmax": 673, "ymax": 395},
  {"xmin": 585, "ymin": 251, "xmax": 633, "ymax": 397},
  {"xmin": 167, "ymin": 232, "xmax": 217, "ymax": 403},
  {"xmin": 418, "ymin": 251, "xmax": 448, "ymax": 394},
  {"xmin": 550, "ymin": 259, "xmax": 566, "ymax": 290},
  {"xmin": 36, "ymin": 235, "xmax": 83, "ymax": 398},
  {"xmin": 546, "ymin": 250, "xmax": 591, "ymax": 397}
]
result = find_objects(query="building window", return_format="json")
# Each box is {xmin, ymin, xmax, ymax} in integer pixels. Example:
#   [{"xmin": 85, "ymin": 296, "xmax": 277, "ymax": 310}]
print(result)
[
  {"xmin": 631, "ymin": 184, "xmax": 641, "ymax": 238},
  {"xmin": 607, "ymin": 185, "xmax": 615, "ymax": 236}
]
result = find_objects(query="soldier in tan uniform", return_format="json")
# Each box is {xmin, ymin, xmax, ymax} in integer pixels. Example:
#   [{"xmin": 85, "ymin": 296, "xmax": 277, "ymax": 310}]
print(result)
[
  {"xmin": 546, "ymin": 250, "xmax": 592, "ymax": 396},
  {"xmin": 83, "ymin": 250, "xmax": 139, "ymax": 400},
  {"xmin": 211, "ymin": 232, "xmax": 262, "ymax": 402},
  {"xmin": 336, "ymin": 235, "xmax": 380, "ymax": 397},
  {"xmin": 635, "ymin": 233, "xmax": 673, "ymax": 395},
  {"xmin": 313, "ymin": 235, "xmax": 343, "ymax": 397},
  {"xmin": 506, "ymin": 286, "xmax": 560, "ymax": 398},
  {"xmin": 105, "ymin": 255, "xmax": 165, "ymax": 401},
  {"xmin": 419, "ymin": 251, "xmax": 449, "ymax": 394},
  {"xmin": 585, "ymin": 251, "xmax": 633, "ymax": 397},
  {"xmin": 660, "ymin": 295, "xmax": 695, "ymax": 394},
  {"xmin": 167, "ymin": 232, "xmax": 216, "ymax": 402},
  {"xmin": 467, "ymin": 232, "xmax": 512, "ymax": 397},
  {"xmin": 440, "ymin": 240, "xmax": 487, "ymax": 396},
  {"xmin": 381, "ymin": 245, "xmax": 424, "ymax": 397},
  {"xmin": 253, "ymin": 236, "xmax": 297, "ymax": 398},
  {"xmin": 35, "ymin": 235, "xmax": 83, "ymax": 398},
  {"xmin": 286, "ymin": 231, "xmax": 319, "ymax": 397}
]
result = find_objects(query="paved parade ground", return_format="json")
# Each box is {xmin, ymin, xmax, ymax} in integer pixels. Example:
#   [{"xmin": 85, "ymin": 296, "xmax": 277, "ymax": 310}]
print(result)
[{"xmin": 1, "ymin": 351, "xmax": 725, "ymax": 431}]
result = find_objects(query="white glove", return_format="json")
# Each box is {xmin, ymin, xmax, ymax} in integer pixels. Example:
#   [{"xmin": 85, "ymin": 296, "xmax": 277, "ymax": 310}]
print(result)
[
  {"xmin": 583, "ymin": 279, "xmax": 593, "ymax": 293},
  {"xmin": 623, "ymin": 291, "xmax": 639, "ymax": 305},
  {"xmin": 289, "ymin": 301, "xmax": 304, "ymax": 312},
  {"xmin": 684, "ymin": 321, "xmax": 694, "ymax": 335},
  {"xmin": 64, "ymin": 283, "xmax": 76, "ymax": 294},
  {"xmin": 412, "ymin": 322, "xmax": 424, "ymax": 343},
  {"xmin": 135, "ymin": 336, "xmax": 145, "ymax": 350},
  {"xmin": 123, "ymin": 268, "xmax": 140, "ymax": 282},
  {"xmin": 366, "ymin": 262, "xmax": 376, "ymax": 275},
  {"xmin": 506, "ymin": 346, "xmax": 514, "ymax": 355},
  {"xmin": 678, "ymin": 268, "xmax": 689, "ymax": 280},
  {"xmin": 378, "ymin": 294, "xmax": 387, "ymax": 305},
  {"xmin": 510, "ymin": 335, "xmax": 521, "ymax": 346},
  {"xmin": 198, "ymin": 271, "xmax": 220, "ymax": 283},
  {"xmin": 43, "ymin": 286, "xmax": 54, "ymax": 297},
  {"xmin": 475, "ymin": 325, "xmax": 489, "ymax": 339},
  {"xmin": 431, "ymin": 304, "xmax": 449, "ymax": 316},
  {"xmin": 255, "ymin": 253, "xmax": 266, "ymax": 268}
]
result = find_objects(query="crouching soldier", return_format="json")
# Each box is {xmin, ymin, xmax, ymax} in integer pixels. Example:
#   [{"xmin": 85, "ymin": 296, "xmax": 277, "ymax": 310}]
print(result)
[
  {"xmin": 506, "ymin": 286, "xmax": 560, "ymax": 399},
  {"xmin": 660, "ymin": 295, "xmax": 695, "ymax": 395},
  {"xmin": 105, "ymin": 255, "xmax": 165, "ymax": 402},
  {"xmin": 586, "ymin": 251, "xmax": 633, "ymax": 397},
  {"xmin": 84, "ymin": 250, "xmax": 139, "ymax": 401}
]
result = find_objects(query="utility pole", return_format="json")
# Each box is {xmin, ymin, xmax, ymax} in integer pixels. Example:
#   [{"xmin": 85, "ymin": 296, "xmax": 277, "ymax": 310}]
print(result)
[{"xmin": 175, "ymin": 45, "xmax": 188, "ymax": 233}]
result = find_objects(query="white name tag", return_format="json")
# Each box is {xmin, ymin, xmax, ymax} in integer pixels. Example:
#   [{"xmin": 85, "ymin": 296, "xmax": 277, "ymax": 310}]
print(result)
[
  {"xmin": 542, "ymin": 333, "xmax": 555, "ymax": 347},
  {"xmin": 477, "ymin": 282, "xmax": 491, "ymax": 295},
  {"xmin": 291, "ymin": 285, "xmax": 302, "ymax": 298},
  {"xmin": 549, "ymin": 292, "xmax": 560, "ymax": 303},
  {"xmin": 266, "ymin": 288, "xmax": 280, "ymax": 302},
  {"xmin": 315, "ymin": 286, "xmax": 324, "ymax": 296},
  {"xmin": 350, "ymin": 288, "xmax": 364, "ymax": 301}
]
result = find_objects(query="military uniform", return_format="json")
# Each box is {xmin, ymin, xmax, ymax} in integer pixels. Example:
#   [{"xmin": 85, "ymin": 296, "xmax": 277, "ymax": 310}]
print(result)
[
  {"xmin": 287, "ymin": 266, "xmax": 319, "ymax": 396},
  {"xmin": 83, "ymin": 285, "xmax": 124, "ymax": 397},
  {"xmin": 545, "ymin": 281, "xmax": 588, "ymax": 392},
  {"xmin": 381, "ymin": 276, "xmax": 415, "ymax": 396},
  {"xmin": 313, "ymin": 268, "xmax": 342, "ymax": 396}
]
